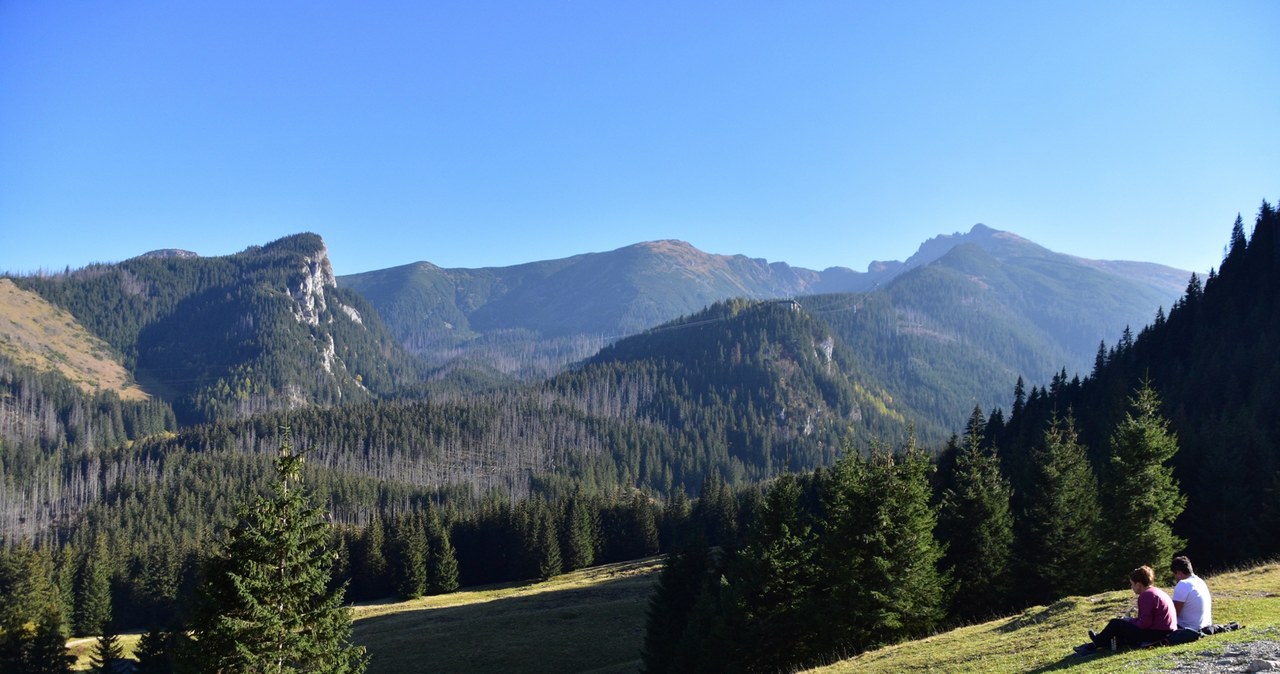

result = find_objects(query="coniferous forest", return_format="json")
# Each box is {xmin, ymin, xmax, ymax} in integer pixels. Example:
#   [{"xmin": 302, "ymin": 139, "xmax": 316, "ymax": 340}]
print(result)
[{"xmin": 1, "ymin": 201, "xmax": 1279, "ymax": 671}]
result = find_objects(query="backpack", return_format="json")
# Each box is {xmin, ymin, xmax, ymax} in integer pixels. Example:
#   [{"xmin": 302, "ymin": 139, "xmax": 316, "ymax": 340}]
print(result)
[{"xmin": 1168, "ymin": 628, "xmax": 1202, "ymax": 645}]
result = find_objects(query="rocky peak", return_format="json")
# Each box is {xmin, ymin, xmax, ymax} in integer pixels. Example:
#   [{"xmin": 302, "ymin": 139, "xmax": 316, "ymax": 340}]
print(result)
[{"xmin": 289, "ymin": 243, "xmax": 337, "ymax": 326}]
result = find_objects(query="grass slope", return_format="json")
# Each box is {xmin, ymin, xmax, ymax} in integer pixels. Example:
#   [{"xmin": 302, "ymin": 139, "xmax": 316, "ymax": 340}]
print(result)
[
  {"xmin": 352, "ymin": 557, "xmax": 662, "ymax": 674},
  {"xmin": 64, "ymin": 559, "xmax": 1275, "ymax": 672},
  {"xmin": 806, "ymin": 561, "xmax": 1280, "ymax": 673},
  {"xmin": 0, "ymin": 278, "xmax": 147, "ymax": 401}
]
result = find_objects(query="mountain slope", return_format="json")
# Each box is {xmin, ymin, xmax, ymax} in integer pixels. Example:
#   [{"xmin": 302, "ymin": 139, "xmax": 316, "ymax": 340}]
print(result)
[
  {"xmin": 993, "ymin": 200, "xmax": 1280, "ymax": 569},
  {"xmin": 338, "ymin": 240, "xmax": 884, "ymax": 377},
  {"xmin": 805, "ymin": 231, "xmax": 1188, "ymax": 433},
  {"xmin": 339, "ymin": 228, "xmax": 1187, "ymax": 387},
  {"xmin": 0, "ymin": 279, "xmax": 147, "ymax": 401},
  {"xmin": 805, "ymin": 561, "xmax": 1280, "ymax": 673},
  {"xmin": 7, "ymin": 234, "xmax": 417, "ymax": 423}
]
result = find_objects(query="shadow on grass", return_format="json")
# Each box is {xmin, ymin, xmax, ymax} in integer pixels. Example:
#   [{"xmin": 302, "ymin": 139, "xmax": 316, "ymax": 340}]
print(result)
[{"xmin": 353, "ymin": 571, "xmax": 658, "ymax": 674}]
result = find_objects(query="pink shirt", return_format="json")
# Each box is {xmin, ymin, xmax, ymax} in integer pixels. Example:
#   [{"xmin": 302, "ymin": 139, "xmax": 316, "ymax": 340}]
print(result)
[{"xmin": 1131, "ymin": 586, "xmax": 1176, "ymax": 632}]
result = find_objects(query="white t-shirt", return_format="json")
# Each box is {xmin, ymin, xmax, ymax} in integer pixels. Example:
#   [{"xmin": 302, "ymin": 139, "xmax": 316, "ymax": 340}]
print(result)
[{"xmin": 1172, "ymin": 574, "xmax": 1212, "ymax": 630}]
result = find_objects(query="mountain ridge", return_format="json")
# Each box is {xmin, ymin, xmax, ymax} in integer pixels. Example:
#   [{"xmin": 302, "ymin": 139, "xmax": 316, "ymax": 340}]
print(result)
[{"xmin": 339, "ymin": 225, "xmax": 1189, "ymax": 382}]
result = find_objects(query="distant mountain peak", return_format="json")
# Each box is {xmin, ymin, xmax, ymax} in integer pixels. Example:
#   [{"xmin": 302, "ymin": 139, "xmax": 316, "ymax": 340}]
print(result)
[{"xmin": 137, "ymin": 249, "xmax": 199, "ymax": 260}]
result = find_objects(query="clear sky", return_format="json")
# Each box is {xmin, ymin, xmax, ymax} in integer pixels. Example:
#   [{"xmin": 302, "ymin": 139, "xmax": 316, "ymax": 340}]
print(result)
[{"xmin": 2, "ymin": 1, "xmax": 1278, "ymax": 277}]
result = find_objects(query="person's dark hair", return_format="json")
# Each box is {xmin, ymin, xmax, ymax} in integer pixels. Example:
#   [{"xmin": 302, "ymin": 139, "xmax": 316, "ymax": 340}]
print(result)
[
  {"xmin": 1130, "ymin": 565, "xmax": 1156, "ymax": 587},
  {"xmin": 1172, "ymin": 555, "xmax": 1194, "ymax": 576}
]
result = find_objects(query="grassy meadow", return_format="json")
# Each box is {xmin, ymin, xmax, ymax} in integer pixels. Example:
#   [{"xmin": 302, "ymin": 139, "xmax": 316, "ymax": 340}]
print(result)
[
  {"xmin": 351, "ymin": 557, "xmax": 663, "ymax": 674},
  {"xmin": 805, "ymin": 561, "xmax": 1280, "ymax": 673},
  {"xmin": 65, "ymin": 557, "xmax": 1277, "ymax": 672}
]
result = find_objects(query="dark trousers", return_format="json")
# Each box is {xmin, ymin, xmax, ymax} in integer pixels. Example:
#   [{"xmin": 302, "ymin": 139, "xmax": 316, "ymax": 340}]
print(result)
[{"xmin": 1092, "ymin": 618, "xmax": 1172, "ymax": 648}]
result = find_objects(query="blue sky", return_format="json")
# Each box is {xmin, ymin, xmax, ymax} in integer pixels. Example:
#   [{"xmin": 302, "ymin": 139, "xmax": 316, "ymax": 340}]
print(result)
[{"xmin": 2, "ymin": 1, "xmax": 1278, "ymax": 277}]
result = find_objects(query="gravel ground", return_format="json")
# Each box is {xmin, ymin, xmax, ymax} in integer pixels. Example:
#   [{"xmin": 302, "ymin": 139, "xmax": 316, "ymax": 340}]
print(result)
[{"xmin": 1156, "ymin": 637, "xmax": 1280, "ymax": 672}]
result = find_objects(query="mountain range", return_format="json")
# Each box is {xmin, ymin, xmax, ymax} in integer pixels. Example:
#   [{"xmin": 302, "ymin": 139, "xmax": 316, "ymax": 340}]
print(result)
[
  {"xmin": 340, "ymin": 224, "xmax": 1188, "ymax": 403},
  {"xmin": 0, "ymin": 225, "xmax": 1188, "ymax": 435}
]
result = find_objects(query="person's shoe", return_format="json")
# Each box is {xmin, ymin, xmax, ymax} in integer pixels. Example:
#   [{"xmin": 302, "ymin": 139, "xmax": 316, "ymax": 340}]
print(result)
[
  {"xmin": 1088, "ymin": 629, "xmax": 1099, "ymax": 644},
  {"xmin": 1073, "ymin": 643, "xmax": 1098, "ymax": 656}
]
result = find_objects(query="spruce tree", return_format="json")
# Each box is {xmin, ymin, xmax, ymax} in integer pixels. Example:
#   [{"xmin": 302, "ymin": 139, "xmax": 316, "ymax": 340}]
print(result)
[
  {"xmin": 1101, "ymin": 382, "xmax": 1186, "ymax": 580},
  {"xmin": 816, "ymin": 437, "xmax": 946, "ymax": 655},
  {"xmin": 1017, "ymin": 413, "xmax": 1104, "ymax": 604},
  {"xmin": 24, "ymin": 608, "xmax": 75, "ymax": 674},
  {"xmin": 74, "ymin": 539, "xmax": 113, "ymax": 637},
  {"xmin": 426, "ymin": 511, "xmax": 459, "ymax": 594},
  {"xmin": 561, "ymin": 491, "xmax": 599, "ymax": 571},
  {"xmin": 727, "ymin": 473, "xmax": 819, "ymax": 671},
  {"xmin": 135, "ymin": 626, "xmax": 174, "ymax": 674},
  {"xmin": 89, "ymin": 621, "xmax": 124, "ymax": 674},
  {"xmin": 856, "ymin": 438, "xmax": 948, "ymax": 645},
  {"xmin": 0, "ymin": 542, "xmax": 74, "ymax": 673},
  {"xmin": 181, "ymin": 430, "xmax": 367, "ymax": 673},
  {"xmin": 937, "ymin": 408, "xmax": 1014, "ymax": 621},
  {"xmin": 388, "ymin": 513, "xmax": 428, "ymax": 599},
  {"xmin": 350, "ymin": 517, "xmax": 390, "ymax": 602}
]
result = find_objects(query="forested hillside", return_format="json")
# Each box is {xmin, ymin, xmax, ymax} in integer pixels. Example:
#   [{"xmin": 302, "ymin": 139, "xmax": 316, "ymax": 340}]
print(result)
[
  {"xmin": 0, "ymin": 215, "xmax": 1249, "ymax": 672},
  {"xmin": 339, "ymin": 228, "xmax": 1186, "ymax": 385},
  {"xmin": 8, "ymin": 234, "xmax": 419, "ymax": 424},
  {"xmin": 990, "ymin": 204, "xmax": 1280, "ymax": 570},
  {"xmin": 640, "ymin": 201, "xmax": 1280, "ymax": 673},
  {"xmin": 803, "ymin": 230, "xmax": 1185, "ymax": 435}
]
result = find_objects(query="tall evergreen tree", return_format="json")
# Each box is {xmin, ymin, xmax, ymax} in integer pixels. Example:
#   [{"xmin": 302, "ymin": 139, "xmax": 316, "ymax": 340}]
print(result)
[
  {"xmin": 640, "ymin": 541, "xmax": 724, "ymax": 674},
  {"xmin": 425, "ymin": 511, "xmax": 460, "ymax": 595},
  {"xmin": 74, "ymin": 538, "xmax": 113, "ymax": 637},
  {"xmin": 89, "ymin": 621, "xmax": 125, "ymax": 674},
  {"xmin": 725, "ymin": 473, "xmax": 819, "ymax": 671},
  {"xmin": 24, "ymin": 609, "xmax": 75, "ymax": 674},
  {"xmin": 135, "ymin": 626, "xmax": 174, "ymax": 674},
  {"xmin": 1101, "ymin": 382, "xmax": 1186, "ymax": 580},
  {"xmin": 534, "ymin": 501, "xmax": 563, "ymax": 581},
  {"xmin": 387, "ymin": 513, "xmax": 428, "ymax": 599},
  {"xmin": 816, "ymin": 437, "xmax": 946, "ymax": 655},
  {"xmin": 180, "ymin": 431, "xmax": 367, "ymax": 673},
  {"xmin": 856, "ymin": 438, "xmax": 948, "ymax": 645},
  {"xmin": 349, "ymin": 517, "xmax": 391, "ymax": 602},
  {"xmin": 561, "ymin": 491, "xmax": 600, "ymax": 571},
  {"xmin": 937, "ymin": 407, "xmax": 1014, "ymax": 621},
  {"xmin": 1017, "ymin": 413, "xmax": 1104, "ymax": 604},
  {"xmin": 0, "ymin": 542, "xmax": 74, "ymax": 673}
]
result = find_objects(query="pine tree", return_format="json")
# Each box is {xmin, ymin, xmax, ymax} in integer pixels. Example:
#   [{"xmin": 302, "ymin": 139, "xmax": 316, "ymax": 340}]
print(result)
[
  {"xmin": 24, "ymin": 608, "xmax": 75, "ymax": 674},
  {"xmin": 937, "ymin": 408, "xmax": 1014, "ymax": 621},
  {"xmin": 639, "ymin": 541, "xmax": 723, "ymax": 674},
  {"xmin": 856, "ymin": 438, "xmax": 948, "ymax": 644},
  {"xmin": 816, "ymin": 437, "xmax": 946, "ymax": 655},
  {"xmin": 726, "ymin": 473, "xmax": 819, "ymax": 671},
  {"xmin": 426, "ymin": 512, "xmax": 459, "ymax": 595},
  {"xmin": 535, "ymin": 503, "xmax": 563, "ymax": 580},
  {"xmin": 387, "ymin": 513, "xmax": 428, "ymax": 599},
  {"xmin": 135, "ymin": 626, "xmax": 174, "ymax": 674},
  {"xmin": 1017, "ymin": 413, "xmax": 1104, "ymax": 604},
  {"xmin": 1101, "ymin": 382, "xmax": 1186, "ymax": 580},
  {"xmin": 181, "ymin": 430, "xmax": 367, "ymax": 673},
  {"xmin": 89, "ymin": 621, "xmax": 125, "ymax": 674},
  {"xmin": 561, "ymin": 491, "xmax": 600, "ymax": 571},
  {"xmin": 74, "ymin": 539, "xmax": 113, "ymax": 637},
  {"xmin": 350, "ymin": 517, "xmax": 390, "ymax": 602},
  {"xmin": 0, "ymin": 542, "xmax": 73, "ymax": 673}
]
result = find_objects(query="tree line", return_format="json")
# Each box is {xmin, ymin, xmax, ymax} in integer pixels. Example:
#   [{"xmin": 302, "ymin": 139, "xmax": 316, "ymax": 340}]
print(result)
[{"xmin": 643, "ymin": 382, "xmax": 1183, "ymax": 673}]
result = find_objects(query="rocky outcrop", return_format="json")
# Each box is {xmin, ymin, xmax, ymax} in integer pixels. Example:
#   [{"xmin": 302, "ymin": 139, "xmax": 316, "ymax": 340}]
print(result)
[{"xmin": 290, "ymin": 245, "xmax": 337, "ymax": 326}]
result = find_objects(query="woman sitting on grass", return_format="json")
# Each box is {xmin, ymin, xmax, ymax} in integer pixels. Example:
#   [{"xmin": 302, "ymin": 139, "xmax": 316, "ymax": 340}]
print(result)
[{"xmin": 1075, "ymin": 565, "xmax": 1176, "ymax": 654}]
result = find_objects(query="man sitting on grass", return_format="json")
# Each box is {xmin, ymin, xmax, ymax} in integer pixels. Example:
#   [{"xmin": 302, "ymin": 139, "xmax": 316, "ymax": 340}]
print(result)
[{"xmin": 1171, "ymin": 555, "xmax": 1212, "ymax": 631}]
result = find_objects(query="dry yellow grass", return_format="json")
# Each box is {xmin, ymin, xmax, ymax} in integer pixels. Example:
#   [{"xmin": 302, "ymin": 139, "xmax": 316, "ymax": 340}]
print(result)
[{"xmin": 0, "ymin": 278, "xmax": 147, "ymax": 401}]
